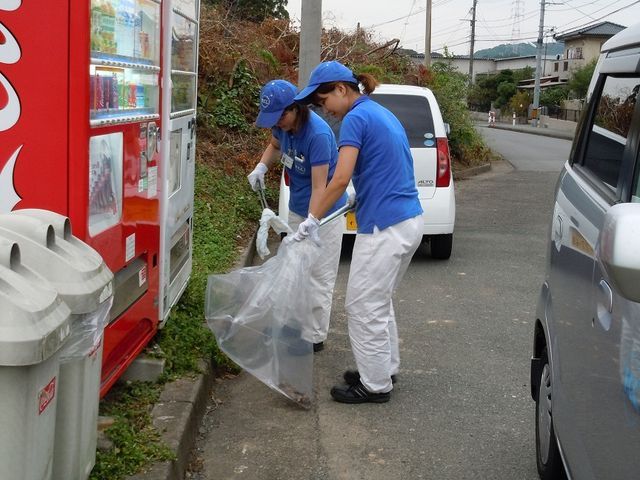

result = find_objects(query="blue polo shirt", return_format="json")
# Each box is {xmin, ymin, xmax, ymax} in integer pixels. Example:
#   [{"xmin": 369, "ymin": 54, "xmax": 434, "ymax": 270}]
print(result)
[
  {"xmin": 338, "ymin": 96, "xmax": 422, "ymax": 233},
  {"xmin": 273, "ymin": 111, "xmax": 347, "ymax": 217}
]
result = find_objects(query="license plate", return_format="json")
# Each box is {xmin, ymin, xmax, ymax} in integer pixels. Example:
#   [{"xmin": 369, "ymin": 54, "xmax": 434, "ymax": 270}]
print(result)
[{"xmin": 346, "ymin": 211, "xmax": 357, "ymax": 231}]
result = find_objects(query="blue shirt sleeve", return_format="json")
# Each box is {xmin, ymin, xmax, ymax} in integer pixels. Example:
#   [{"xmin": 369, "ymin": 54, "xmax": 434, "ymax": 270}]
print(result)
[
  {"xmin": 338, "ymin": 112, "xmax": 366, "ymax": 150},
  {"xmin": 307, "ymin": 133, "xmax": 333, "ymax": 166}
]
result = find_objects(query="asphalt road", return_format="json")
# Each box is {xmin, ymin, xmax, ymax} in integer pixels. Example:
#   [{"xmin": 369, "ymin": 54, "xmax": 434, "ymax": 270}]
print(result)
[{"xmin": 188, "ymin": 130, "xmax": 573, "ymax": 480}]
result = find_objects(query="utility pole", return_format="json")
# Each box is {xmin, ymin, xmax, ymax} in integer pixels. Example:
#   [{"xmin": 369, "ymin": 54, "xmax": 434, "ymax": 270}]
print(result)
[
  {"xmin": 532, "ymin": 0, "xmax": 545, "ymax": 127},
  {"xmin": 424, "ymin": 0, "xmax": 432, "ymax": 67},
  {"xmin": 299, "ymin": 0, "xmax": 322, "ymax": 87},
  {"xmin": 468, "ymin": 0, "xmax": 478, "ymax": 84}
]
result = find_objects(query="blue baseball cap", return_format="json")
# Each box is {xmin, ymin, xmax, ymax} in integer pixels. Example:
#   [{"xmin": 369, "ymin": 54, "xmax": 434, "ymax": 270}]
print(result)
[
  {"xmin": 294, "ymin": 61, "xmax": 357, "ymax": 104},
  {"xmin": 256, "ymin": 80, "xmax": 298, "ymax": 128}
]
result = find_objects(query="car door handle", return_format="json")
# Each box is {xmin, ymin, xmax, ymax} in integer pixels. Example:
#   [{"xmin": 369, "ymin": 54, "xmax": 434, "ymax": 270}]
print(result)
[{"xmin": 595, "ymin": 279, "xmax": 613, "ymax": 331}]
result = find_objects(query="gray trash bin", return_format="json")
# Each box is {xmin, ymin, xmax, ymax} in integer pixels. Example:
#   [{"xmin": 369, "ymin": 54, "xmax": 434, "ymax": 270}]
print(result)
[
  {"xmin": 0, "ymin": 237, "xmax": 71, "ymax": 480},
  {"xmin": 0, "ymin": 210, "xmax": 114, "ymax": 480}
]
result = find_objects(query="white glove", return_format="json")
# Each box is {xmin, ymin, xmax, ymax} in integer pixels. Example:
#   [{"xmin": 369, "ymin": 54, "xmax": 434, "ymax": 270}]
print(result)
[
  {"xmin": 293, "ymin": 214, "xmax": 321, "ymax": 246},
  {"xmin": 347, "ymin": 191, "xmax": 356, "ymax": 208},
  {"xmin": 247, "ymin": 163, "xmax": 268, "ymax": 191}
]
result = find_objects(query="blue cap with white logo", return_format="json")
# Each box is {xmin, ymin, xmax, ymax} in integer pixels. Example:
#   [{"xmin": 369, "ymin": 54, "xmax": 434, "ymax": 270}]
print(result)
[
  {"xmin": 294, "ymin": 61, "xmax": 357, "ymax": 104},
  {"xmin": 255, "ymin": 80, "xmax": 298, "ymax": 128}
]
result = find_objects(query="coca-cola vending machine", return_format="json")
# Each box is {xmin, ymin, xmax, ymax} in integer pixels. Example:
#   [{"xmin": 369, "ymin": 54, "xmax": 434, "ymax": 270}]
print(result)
[
  {"xmin": 159, "ymin": 0, "xmax": 199, "ymax": 323},
  {"xmin": 1, "ymin": 0, "xmax": 165, "ymax": 395}
]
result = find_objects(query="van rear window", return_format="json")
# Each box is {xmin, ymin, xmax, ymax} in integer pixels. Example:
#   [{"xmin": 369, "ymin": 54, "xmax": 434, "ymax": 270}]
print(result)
[{"xmin": 371, "ymin": 94, "xmax": 435, "ymax": 148}]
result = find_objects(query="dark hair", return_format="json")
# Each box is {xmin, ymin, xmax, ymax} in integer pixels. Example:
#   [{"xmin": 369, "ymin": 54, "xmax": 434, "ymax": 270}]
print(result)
[
  {"xmin": 288, "ymin": 103, "xmax": 310, "ymax": 131},
  {"xmin": 311, "ymin": 72, "xmax": 379, "ymax": 104}
]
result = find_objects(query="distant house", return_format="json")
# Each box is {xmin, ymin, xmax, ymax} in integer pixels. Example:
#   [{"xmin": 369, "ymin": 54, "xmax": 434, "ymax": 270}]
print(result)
[
  {"xmin": 553, "ymin": 21, "xmax": 626, "ymax": 80},
  {"xmin": 406, "ymin": 53, "xmax": 555, "ymax": 83}
]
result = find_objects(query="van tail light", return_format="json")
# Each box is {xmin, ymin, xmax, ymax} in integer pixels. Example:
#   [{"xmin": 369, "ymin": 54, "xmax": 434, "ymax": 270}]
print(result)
[
  {"xmin": 284, "ymin": 170, "xmax": 290, "ymax": 186},
  {"xmin": 436, "ymin": 137, "xmax": 451, "ymax": 188}
]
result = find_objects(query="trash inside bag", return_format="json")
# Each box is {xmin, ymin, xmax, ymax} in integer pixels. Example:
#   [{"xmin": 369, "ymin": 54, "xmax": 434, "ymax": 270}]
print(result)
[
  {"xmin": 205, "ymin": 238, "xmax": 320, "ymax": 408},
  {"xmin": 256, "ymin": 208, "xmax": 292, "ymax": 259}
]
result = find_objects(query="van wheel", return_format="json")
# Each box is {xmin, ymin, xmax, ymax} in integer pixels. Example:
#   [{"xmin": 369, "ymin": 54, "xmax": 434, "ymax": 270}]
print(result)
[
  {"xmin": 430, "ymin": 234, "xmax": 452, "ymax": 259},
  {"xmin": 535, "ymin": 348, "xmax": 566, "ymax": 480}
]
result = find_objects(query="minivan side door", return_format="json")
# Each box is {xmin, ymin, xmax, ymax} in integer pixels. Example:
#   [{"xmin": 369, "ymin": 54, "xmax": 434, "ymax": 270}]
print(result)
[{"xmin": 551, "ymin": 60, "xmax": 640, "ymax": 478}]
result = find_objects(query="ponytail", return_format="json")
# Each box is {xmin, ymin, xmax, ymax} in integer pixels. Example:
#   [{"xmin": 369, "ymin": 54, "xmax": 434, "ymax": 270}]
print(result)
[{"xmin": 355, "ymin": 73, "xmax": 379, "ymax": 95}]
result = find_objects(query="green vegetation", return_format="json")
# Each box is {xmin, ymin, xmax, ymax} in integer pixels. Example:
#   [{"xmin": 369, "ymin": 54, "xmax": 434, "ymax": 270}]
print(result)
[
  {"xmin": 90, "ymin": 383, "xmax": 173, "ymax": 479},
  {"xmin": 568, "ymin": 59, "xmax": 597, "ymax": 99},
  {"xmin": 426, "ymin": 59, "xmax": 490, "ymax": 168}
]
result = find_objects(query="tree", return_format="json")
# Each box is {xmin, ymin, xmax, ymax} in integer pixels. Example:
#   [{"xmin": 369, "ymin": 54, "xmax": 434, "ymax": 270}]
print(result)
[
  {"xmin": 496, "ymin": 81, "xmax": 517, "ymax": 108},
  {"xmin": 509, "ymin": 90, "xmax": 531, "ymax": 116},
  {"xmin": 205, "ymin": 0, "xmax": 289, "ymax": 22},
  {"xmin": 567, "ymin": 59, "xmax": 597, "ymax": 99},
  {"xmin": 540, "ymin": 86, "xmax": 568, "ymax": 108}
]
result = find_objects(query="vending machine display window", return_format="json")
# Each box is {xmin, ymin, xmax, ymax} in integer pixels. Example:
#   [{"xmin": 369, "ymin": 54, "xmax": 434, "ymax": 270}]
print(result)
[
  {"xmin": 169, "ymin": 130, "xmax": 182, "ymax": 196},
  {"xmin": 171, "ymin": 74, "xmax": 196, "ymax": 113},
  {"xmin": 89, "ymin": 66, "xmax": 159, "ymax": 121},
  {"xmin": 89, "ymin": 133, "xmax": 124, "ymax": 236},
  {"xmin": 171, "ymin": 15, "xmax": 197, "ymax": 72},
  {"xmin": 173, "ymin": 0, "xmax": 198, "ymax": 20},
  {"xmin": 91, "ymin": 0, "xmax": 161, "ymax": 66}
]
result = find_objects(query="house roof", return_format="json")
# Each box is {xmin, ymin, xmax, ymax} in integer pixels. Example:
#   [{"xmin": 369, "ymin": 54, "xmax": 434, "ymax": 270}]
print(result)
[{"xmin": 554, "ymin": 21, "xmax": 626, "ymax": 41}]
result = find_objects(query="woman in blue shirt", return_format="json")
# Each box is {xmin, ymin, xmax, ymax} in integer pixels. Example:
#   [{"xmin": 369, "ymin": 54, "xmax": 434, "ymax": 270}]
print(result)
[
  {"xmin": 248, "ymin": 79, "xmax": 347, "ymax": 353},
  {"xmin": 293, "ymin": 61, "xmax": 424, "ymax": 404}
]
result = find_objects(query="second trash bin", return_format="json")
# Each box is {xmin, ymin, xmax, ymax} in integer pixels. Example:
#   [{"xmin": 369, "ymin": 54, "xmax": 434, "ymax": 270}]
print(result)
[{"xmin": 0, "ymin": 210, "xmax": 114, "ymax": 480}]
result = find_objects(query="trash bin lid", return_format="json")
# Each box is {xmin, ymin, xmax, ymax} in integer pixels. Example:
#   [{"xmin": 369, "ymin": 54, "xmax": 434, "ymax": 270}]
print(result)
[
  {"xmin": 0, "ymin": 238, "xmax": 71, "ymax": 365},
  {"xmin": 0, "ymin": 211, "xmax": 113, "ymax": 314}
]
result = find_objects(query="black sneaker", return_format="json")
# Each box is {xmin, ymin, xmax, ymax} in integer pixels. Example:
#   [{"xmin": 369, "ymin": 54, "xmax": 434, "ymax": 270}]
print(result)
[
  {"xmin": 313, "ymin": 342, "xmax": 324, "ymax": 353},
  {"xmin": 343, "ymin": 370, "xmax": 397, "ymax": 386},
  {"xmin": 330, "ymin": 380, "xmax": 391, "ymax": 404}
]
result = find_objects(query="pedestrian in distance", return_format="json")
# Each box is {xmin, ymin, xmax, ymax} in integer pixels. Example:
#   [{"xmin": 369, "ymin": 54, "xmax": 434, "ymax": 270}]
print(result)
[
  {"xmin": 248, "ymin": 79, "xmax": 348, "ymax": 353},
  {"xmin": 292, "ymin": 61, "xmax": 424, "ymax": 404}
]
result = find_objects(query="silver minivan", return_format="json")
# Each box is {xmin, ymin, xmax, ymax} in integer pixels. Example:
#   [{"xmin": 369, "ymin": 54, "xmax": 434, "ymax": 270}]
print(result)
[{"xmin": 530, "ymin": 23, "xmax": 640, "ymax": 480}]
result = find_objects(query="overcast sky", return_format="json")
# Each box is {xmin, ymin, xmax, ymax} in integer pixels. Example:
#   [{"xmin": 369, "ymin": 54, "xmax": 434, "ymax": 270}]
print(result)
[{"xmin": 286, "ymin": 0, "xmax": 640, "ymax": 55}]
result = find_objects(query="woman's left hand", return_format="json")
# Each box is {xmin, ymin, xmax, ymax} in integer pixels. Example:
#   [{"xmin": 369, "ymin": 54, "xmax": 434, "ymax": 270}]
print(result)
[{"xmin": 293, "ymin": 214, "xmax": 321, "ymax": 246}]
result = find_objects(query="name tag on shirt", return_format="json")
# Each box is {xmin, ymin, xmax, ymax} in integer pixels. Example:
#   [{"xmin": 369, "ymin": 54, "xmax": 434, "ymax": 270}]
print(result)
[{"xmin": 281, "ymin": 153, "xmax": 294, "ymax": 168}]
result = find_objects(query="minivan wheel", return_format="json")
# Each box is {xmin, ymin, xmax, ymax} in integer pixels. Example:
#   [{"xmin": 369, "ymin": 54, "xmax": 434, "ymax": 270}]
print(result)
[
  {"xmin": 430, "ymin": 233, "xmax": 453, "ymax": 259},
  {"xmin": 535, "ymin": 348, "xmax": 565, "ymax": 480}
]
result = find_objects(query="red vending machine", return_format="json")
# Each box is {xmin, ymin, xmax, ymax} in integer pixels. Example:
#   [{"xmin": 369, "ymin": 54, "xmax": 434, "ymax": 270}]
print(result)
[{"xmin": 0, "ymin": 0, "xmax": 163, "ymax": 395}]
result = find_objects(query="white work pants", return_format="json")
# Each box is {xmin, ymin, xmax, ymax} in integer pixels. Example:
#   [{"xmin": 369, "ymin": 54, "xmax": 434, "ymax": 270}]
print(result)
[
  {"xmin": 289, "ymin": 211, "xmax": 343, "ymax": 343},
  {"xmin": 345, "ymin": 215, "xmax": 423, "ymax": 393}
]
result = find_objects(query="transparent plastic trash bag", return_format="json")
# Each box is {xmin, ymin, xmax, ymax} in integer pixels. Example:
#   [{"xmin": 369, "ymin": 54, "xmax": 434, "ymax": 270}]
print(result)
[
  {"xmin": 59, "ymin": 297, "xmax": 113, "ymax": 362},
  {"xmin": 205, "ymin": 239, "xmax": 320, "ymax": 408}
]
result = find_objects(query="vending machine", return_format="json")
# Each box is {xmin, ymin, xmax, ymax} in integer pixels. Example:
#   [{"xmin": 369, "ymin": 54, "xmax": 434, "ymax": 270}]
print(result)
[
  {"xmin": 159, "ymin": 0, "xmax": 199, "ymax": 323},
  {"xmin": 0, "ymin": 0, "xmax": 164, "ymax": 395}
]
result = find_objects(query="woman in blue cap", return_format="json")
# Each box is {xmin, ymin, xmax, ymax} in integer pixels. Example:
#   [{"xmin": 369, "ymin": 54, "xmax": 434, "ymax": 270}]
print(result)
[
  {"xmin": 292, "ymin": 61, "xmax": 424, "ymax": 404},
  {"xmin": 248, "ymin": 79, "xmax": 347, "ymax": 353}
]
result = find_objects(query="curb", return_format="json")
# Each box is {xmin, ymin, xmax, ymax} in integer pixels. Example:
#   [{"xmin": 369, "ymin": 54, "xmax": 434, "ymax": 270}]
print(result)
[
  {"xmin": 488, "ymin": 123, "xmax": 575, "ymax": 141},
  {"xmin": 454, "ymin": 163, "xmax": 491, "ymax": 180},
  {"xmin": 126, "ymin": 230, "xmax": 258, "ymax": 480}
]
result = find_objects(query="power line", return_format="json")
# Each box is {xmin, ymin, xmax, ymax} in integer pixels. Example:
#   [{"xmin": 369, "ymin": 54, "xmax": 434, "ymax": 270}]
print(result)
[{"xmin": 555, "ymin": 0, "xmax": 639, "ymax": 31}]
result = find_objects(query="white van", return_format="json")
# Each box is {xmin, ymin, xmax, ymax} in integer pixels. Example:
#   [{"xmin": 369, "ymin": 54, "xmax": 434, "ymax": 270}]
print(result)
[{"xmin": 279, "ymin": 84, "xmax": 456, "ymax": 259}]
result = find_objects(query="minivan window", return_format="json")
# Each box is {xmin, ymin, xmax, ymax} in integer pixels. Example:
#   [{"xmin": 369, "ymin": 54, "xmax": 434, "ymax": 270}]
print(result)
[
  {"xmin": 582, "ymin": 76, "xmax": 640, "ymax": 191},
  {"xmin": 371, "ymin": 94, "xmax": 435, "ymax": 148}
]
